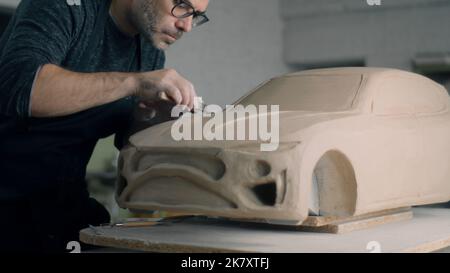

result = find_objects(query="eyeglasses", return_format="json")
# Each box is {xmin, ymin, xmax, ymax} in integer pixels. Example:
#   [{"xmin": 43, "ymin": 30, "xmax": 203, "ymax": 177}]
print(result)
[{"xmin": 171, "ymin": 0, "xmax": 209, "ymax": 28}]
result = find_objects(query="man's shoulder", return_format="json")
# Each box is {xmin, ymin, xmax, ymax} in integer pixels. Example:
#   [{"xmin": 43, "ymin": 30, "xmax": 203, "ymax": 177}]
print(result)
[
  {"xmin": 15, "ymin": 0, "xmax": 105, "ymax": 23},
  {"xmin": 12, "ymin": 0, "xmax": 109, "ymax": 45},
  {"xmin": 64, "ymin": 0, "xmax": 106, "ymax": 17},
  {"xmin": 17, "ymin": 0, "xmax": 104, "ymax": 10}
]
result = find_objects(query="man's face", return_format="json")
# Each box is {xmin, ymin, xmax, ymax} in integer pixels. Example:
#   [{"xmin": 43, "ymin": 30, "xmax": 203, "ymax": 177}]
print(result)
[{"xmin": 130, "ymin": 0, "xmax": 210, "ymax": 50}]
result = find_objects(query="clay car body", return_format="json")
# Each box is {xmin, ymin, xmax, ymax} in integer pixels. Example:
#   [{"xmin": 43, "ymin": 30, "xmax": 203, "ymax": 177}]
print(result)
[{"xmin": 116, "ymin": 67, "xmax": 450, "ymax": 225}]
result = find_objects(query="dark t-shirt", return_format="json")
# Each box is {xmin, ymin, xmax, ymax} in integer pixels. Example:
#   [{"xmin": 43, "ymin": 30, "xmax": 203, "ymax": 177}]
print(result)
[{"xmin": 0, "ymin": 0, "xmax": 165, "ymax": 199}]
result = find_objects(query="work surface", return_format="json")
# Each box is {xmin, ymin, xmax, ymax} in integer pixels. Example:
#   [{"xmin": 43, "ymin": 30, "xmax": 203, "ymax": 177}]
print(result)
[{"xmin": 80, "ymin": 207, "xmax": 450, "ymax": 253}]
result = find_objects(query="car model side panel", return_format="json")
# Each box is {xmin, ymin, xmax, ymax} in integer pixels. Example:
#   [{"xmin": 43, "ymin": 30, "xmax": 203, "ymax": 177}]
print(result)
[{"xmin": 296, "ymin": 114, "xmax": 423, "ymax": 217}]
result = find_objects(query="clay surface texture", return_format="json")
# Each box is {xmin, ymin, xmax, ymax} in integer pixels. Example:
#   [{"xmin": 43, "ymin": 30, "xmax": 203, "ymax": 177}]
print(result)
[{"xmin": 116, "ymin": 67, "xmax": 450, "ymax": 225}]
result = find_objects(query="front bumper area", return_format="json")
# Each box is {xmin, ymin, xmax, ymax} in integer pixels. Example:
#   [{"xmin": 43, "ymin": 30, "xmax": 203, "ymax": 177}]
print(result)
[{"xmin": 116, "ymin": 142, "xmax": 306, "ymax": 222}]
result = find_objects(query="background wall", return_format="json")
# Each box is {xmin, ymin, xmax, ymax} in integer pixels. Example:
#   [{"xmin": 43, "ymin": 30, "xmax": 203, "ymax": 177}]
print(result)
[
  {"xmin": 280, "ymin": 0, "xmax": 450, "ymax": 74},
  {"xmin": 166, "ymin": 0, "xmax": 289, "ymax": 107},
  {"xmin": 0, "ymin": 0, "xmax": 18, "ymax": 11}
]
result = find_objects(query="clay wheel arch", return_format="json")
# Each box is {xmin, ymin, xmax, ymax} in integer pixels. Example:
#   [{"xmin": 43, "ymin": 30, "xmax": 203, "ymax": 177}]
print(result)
[{"xmin": 312, "ymin": 150, "xmax": 357, "ymax": 217}]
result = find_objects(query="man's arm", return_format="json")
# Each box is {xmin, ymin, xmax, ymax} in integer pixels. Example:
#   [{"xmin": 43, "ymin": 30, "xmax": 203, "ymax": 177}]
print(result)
[{"xmin": 31, "ymin": 64, "xmax": 196, "ymax": 117}]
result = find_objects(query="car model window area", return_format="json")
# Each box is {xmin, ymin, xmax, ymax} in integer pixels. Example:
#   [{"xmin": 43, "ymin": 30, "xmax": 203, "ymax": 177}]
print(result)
[
  {"xmin": 373, "ymin": 76, "xmax": 446, "ymax": 116},
  {"xmin": 237, "ymin": 75, "xmax": 363, "ymax": 112}
]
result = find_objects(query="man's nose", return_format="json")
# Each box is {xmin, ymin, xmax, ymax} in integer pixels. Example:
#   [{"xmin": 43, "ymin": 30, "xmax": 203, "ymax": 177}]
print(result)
[{"xmin": 175, "ymin": 17, "xmax": 193, "ymax": 33}]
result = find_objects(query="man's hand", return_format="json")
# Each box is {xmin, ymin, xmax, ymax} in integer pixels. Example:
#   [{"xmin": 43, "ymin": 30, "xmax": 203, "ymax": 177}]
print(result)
[{"xmin": 132, "ymin": 69, "xmax": 197, "ymax": 110}]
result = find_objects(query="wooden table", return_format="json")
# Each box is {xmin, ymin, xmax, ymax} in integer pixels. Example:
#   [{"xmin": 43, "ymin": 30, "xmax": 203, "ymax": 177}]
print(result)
[{"xmin": 80, "ymin": 207, "xmax": 450, "ymax": 253}]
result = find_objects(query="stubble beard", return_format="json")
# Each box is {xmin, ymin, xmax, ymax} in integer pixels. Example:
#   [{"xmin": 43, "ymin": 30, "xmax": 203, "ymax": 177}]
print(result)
[{"xmin": 131, "ymin": 0, "xmax": 168, "ymax": 49}]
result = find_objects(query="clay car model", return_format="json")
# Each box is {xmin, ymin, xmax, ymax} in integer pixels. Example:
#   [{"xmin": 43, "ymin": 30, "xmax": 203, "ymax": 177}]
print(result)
[{"xmin": 116, "ymin": 67, "xmax": 450, "ymax": 225}]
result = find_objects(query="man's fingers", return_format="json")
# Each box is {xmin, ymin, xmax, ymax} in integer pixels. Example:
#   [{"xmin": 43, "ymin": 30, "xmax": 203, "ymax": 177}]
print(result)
[
  {"xmin": 136, "ymin": 69, "xmax": 196, "ymax": 110},
  {"xmin": 188, "ymin": 85, "xmax": 196, "ymax": 110},
  {"xmin": 164, "ymin": 88, "xmax": 183, "ymax": 105},
  {"xmin": 158, "ymin": 91, "xmax": 170, "ymax": 101},
  {"xmin": 175, "ymin": 79, "xmax": 196, "ymax": 110},
  {"xmin": 173, "ymin": 81, "xmax": 189, "ymax": 107},
  {"xmin": 165, "ymin": 69, "xmax": 195, "ymax": 109}
]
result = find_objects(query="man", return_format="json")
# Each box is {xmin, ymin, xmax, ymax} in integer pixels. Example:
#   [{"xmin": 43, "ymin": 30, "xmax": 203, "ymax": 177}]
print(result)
[{"xmin": 0, "ymin": 0, "xmax": 209, "ymax": 252}]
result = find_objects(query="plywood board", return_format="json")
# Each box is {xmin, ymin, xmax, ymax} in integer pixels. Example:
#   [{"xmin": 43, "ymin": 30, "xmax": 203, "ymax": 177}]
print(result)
[
  {"xmin": 301, "ymin": 207, "xmax": 411, "ymax": 227},
  {"xmin": 299, "ymin": 210, "xmax": 413, "ymax": 234}
]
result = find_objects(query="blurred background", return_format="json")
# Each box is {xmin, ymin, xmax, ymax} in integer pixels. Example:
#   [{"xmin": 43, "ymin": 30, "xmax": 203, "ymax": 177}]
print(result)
[{"xmin": 1, "ymin": 0, "xmax": 449, "ymax": 219}]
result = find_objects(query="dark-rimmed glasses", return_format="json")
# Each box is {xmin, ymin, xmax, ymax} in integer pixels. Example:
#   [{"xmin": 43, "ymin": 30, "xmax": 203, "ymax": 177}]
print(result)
[{"xmin": 171, "ymin": 0, "xmax": 209, "ymax": 28}]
